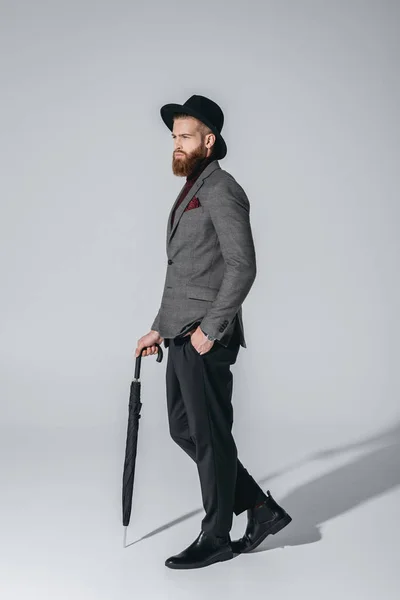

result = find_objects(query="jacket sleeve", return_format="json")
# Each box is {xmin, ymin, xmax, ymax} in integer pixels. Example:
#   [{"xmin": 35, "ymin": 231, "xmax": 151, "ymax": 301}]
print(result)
[{"xmin": 199, "ymin": 175, "xmax": 257, "ymax": 340}]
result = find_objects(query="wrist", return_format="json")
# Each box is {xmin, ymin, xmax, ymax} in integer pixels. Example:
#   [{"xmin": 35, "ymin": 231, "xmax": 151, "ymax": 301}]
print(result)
[{"xmin": 200, "ymin": 327, "xmax": 216, "ymax": 342}]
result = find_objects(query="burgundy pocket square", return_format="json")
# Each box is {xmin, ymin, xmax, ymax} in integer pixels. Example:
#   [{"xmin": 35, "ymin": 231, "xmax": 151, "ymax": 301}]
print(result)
[{"xmin": 184, "ymin": 196, "xmax": 201, "ymax": 212}]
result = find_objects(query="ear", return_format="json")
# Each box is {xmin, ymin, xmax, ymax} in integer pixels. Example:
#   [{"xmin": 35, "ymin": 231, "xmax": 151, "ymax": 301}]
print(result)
[{"xmin": 206, "ymin": 133, "xmax": 216, "ymax": 149}]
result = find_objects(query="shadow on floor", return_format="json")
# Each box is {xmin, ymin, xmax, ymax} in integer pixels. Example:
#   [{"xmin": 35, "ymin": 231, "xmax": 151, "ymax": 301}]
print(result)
[
  {"xmin": 126, "ymin": 421, "xmax": 400, "ymax": 549},
  {"xmin": 257, "ymin": 438, "xmax": 400, "ymax": 552}
]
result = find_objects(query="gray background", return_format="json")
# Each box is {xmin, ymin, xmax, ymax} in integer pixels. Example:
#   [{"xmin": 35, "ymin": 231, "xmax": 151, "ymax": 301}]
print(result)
[{"xmin": 1, "ymin": 1, "xmax": 399, "ymax": 598}]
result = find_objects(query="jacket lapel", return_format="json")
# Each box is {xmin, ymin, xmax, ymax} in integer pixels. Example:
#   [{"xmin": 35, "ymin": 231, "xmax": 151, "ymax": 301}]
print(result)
[{"xmin": 167, "ymin": 159, "xmax": 221, "ymax": 244}]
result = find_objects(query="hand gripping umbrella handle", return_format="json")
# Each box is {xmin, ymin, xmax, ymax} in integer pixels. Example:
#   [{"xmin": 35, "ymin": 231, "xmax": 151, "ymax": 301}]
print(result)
[{"xmin": 134, "ymin": 343, "xmax": 163, "ymax": 380}]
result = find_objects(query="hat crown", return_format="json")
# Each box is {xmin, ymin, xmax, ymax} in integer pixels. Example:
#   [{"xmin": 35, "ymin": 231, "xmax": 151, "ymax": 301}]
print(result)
[{"xmin": 183, "ymin": 95, "xmax": 224, "ymax": 133}]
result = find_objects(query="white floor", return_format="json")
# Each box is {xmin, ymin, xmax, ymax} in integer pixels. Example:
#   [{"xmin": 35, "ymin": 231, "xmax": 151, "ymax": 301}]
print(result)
[{"xmin": 3, "ymin": 428, "xmax": 400, "ymax": 600}]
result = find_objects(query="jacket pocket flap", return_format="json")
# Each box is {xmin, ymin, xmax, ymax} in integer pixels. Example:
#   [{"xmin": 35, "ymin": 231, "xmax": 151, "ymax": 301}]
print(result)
[{"xmin": 186, "ymin": 284, "xmax": 219, "ymax": 301}]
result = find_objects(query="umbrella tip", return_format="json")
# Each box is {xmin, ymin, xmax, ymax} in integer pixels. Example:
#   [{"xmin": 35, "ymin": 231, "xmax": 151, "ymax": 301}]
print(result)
[{"xmin": 123, "ymin": 526, "xmax": 128, "ymax": 548}]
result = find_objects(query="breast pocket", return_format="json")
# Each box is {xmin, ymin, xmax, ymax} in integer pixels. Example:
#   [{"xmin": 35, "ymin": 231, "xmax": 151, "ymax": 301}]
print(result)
[{"xmin": 181, "ymin": 206, "xmax": 204, "ymax": 219}]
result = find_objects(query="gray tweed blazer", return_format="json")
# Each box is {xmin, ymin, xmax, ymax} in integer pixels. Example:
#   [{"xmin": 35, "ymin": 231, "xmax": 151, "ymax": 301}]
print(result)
[{"xmin": 150, "ymin": 159, "xmax": 257, "ymax": 349}]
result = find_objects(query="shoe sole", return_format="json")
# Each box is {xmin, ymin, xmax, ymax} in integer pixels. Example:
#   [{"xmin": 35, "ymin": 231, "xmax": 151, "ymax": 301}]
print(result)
[
  {"xmin": 165, "ymin": 548, "xmax": 234, "ymax": 569},
  {"xmin": 238, "ymin": 513, "xmax": 292, "ymax": 554}
]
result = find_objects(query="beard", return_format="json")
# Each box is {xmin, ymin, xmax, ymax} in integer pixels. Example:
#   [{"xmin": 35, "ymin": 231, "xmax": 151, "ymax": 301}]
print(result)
[{"xmin": 172, "ymin": 142, "xmax": 209, "ymax": 177}]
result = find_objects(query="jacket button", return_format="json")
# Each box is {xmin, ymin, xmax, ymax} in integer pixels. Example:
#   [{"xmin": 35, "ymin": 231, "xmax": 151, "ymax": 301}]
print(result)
[{"xmin": 168, "ymin": 259, "xmax": 173, "ymax": 265}]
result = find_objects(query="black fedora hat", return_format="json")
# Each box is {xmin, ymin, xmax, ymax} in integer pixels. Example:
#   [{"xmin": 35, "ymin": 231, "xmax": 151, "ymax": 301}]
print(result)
[{"xmin": 160, "ymin": 94, "xmax": 227, "ymax": 159}]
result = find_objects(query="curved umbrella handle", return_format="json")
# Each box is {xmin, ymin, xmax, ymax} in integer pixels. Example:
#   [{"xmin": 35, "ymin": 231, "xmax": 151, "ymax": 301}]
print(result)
[{"xmin": 134, "ymin": 343, "xmax": 163, "ymax": 380}]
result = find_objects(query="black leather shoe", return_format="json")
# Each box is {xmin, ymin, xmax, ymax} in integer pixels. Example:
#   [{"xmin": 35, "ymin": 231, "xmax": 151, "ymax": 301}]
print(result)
[
  {"xmin": 231, "ymin": 490, "xmax": 292, "ymax": 554},
  {"xmin": 165, "ymin": 530, "xmax": 234, "ymax": 569}
]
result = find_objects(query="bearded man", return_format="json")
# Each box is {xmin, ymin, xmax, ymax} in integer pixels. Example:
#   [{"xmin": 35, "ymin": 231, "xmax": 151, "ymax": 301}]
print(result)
[{"xmin": 135, "ymin": 95, "xmax": 291, "ymax": 569}]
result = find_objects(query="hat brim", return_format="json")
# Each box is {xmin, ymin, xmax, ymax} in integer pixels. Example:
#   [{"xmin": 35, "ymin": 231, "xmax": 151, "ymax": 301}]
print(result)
[{"xmin": 160, "ymin": 103, "xmax": 227, "ymax": 160}]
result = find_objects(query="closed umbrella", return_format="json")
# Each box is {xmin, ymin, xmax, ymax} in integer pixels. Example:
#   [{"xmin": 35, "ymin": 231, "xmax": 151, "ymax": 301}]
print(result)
[{"xmin": 122, "ymin": 343, "xmax": 163, "ymax": 545}]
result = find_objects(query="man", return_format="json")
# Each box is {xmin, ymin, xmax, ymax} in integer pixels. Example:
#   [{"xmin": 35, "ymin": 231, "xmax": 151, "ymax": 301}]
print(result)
[{"xmin": 135, "ymin": 95, "xmax": 291, "ymax": 569}]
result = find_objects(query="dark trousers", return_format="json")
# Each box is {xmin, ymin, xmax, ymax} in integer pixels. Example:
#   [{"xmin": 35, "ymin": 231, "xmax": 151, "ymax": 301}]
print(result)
[{"xmin": 165, "ymin": 319, "xmax": 267, "ymax": 537}]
